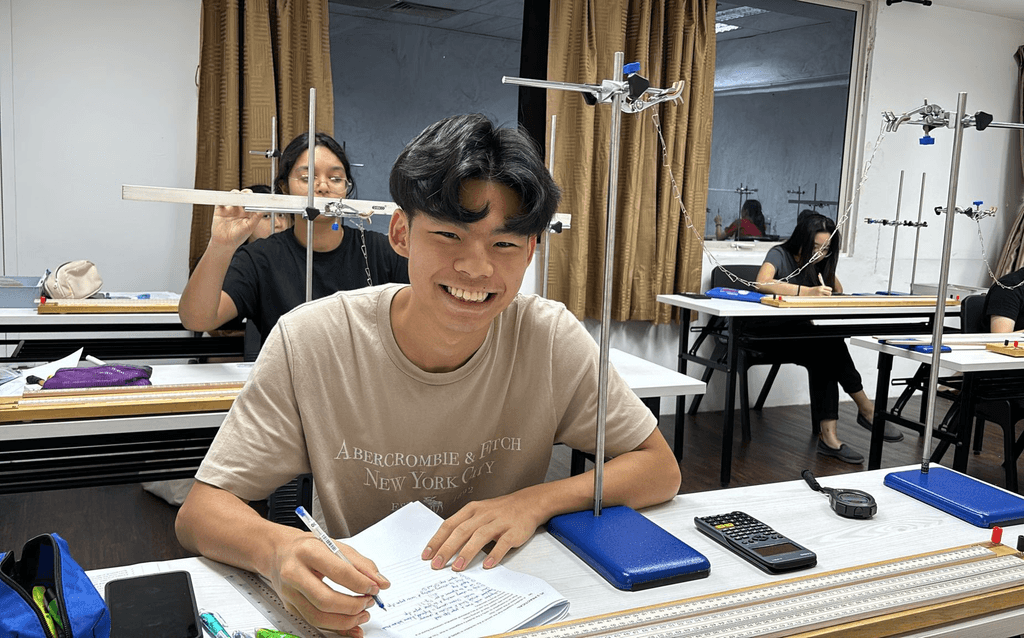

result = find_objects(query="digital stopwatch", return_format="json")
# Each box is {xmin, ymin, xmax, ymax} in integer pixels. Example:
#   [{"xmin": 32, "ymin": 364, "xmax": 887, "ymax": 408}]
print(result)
[{"xmin": 802, "ymin": 470, "xmax": 877, "ymax": 519}]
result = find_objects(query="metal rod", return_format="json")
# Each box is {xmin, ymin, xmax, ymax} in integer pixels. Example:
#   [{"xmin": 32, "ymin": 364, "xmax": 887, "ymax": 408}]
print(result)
[
  {"xmin": 593, "ymin": 52, "xmax": 625, "ymax": 516},
  {"xmin": 306, "ymin": 88, "xmax": 316, "ymax": 304},
  {"xmin": 543, "ymin": 114, "xmax": 557, "ymax": 300},
  {"xmin": 271, "ymin": 116, "xmax": 279, "ymax": 231},
  {"xmin": 121, "ymin": 185, "xmax": 394, "ymax": 217},
  {"xmin": 921, "ymin": 92, "xmax": 968, "ymax": 473},
  {"xmin": 910, "ymin": 173, "xmax": 926, "ymax": 291},
  {"xmin": 502, "ymin": 76, "xmax": 599, "ymax": 95},
  {"xmin": 887, "ymin": 170, "xmax": 905, "ymax": 294}
]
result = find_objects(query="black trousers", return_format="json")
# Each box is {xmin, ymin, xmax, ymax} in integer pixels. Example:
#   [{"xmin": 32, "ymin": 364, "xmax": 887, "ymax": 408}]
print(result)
[{"xmin": 744, "ymin": 320, "xmax": 864, "ymax": 427}]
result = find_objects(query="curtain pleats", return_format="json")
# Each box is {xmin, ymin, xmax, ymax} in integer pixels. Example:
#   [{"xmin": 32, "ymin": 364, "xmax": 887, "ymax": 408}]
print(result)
[
  {"xmin": 188, "ymin": 0, "xmax": 334, "ymax": 274},
  {"xmin": 546, "ymin": 0, "xmax": 716, "ymax": 323},
  {"xmin": 994, "ymin": 45, "xmax": 1024, "ymax": 279}
]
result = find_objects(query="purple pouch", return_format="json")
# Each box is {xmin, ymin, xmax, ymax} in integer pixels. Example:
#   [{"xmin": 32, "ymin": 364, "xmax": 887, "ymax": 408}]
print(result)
[{"xmin": 41, "ymin": 364, "xmax": 153, "ymax": 389}]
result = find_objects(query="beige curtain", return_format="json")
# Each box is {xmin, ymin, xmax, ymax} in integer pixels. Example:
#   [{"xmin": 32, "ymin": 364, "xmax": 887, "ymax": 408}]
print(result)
[
  {"xmin": 188, "ymin": 0, "xmax": 334, "ymax": 273},
  {"xmin": 994, "ymin": 44, "xmax": 1024, "ymax": 279},
  {"xmin": 545, "ymin": 0, "xmax": 716, "ymax": 324}
]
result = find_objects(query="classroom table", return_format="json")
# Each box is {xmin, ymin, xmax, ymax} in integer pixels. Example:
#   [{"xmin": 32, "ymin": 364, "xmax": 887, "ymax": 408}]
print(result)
[
  {"xmin": 850, "ymin": 336, "xmax": 1024, "ymax": 477},
  {"xmin": 0, "ymin": 351, "xmax": 703, "ymax": 494},
  {"xmin": 86, "ymin": 465, "xmax": 1024, "ymax": 638},
  {"xmin": 0, "ymin": 307, "xmax": 244, "ymax": 363},
  {"xmin": 0, "ymin": 362, "xmax": 252, "ymax": 494},
  {"xmin": 656, "ymin": 293, "xmax": 956, "ymax": 486}
]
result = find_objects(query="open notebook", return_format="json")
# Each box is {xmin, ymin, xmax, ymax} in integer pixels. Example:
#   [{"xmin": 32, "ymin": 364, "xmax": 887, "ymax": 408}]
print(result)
[
  {"xmin": 89, "ymin": 502, "xmax": 567, "ymax": 638},
  {"xmin": 338, "ymin": 501, "xmax": 568, "ymax": 636}
]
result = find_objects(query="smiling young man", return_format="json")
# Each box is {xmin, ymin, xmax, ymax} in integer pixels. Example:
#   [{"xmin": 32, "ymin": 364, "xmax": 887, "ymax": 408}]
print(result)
[{"xmin": 176, "ymin": 114, "xmax": 681, "ymax": 637}]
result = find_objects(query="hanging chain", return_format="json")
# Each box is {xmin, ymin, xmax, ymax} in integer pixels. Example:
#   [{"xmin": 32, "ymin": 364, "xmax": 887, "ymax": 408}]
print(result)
[
  {"xmin": 356, "ymin": 218, "xmax": 373, "ymax": 287},
  {"xmin": 651, "ymin": 109, "xmax": 887, "ymax": 289}
]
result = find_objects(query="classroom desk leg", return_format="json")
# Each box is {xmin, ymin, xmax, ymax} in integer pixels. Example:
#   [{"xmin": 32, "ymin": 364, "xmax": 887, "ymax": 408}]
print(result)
[
  {"xmin": 868, "ymin": 352, "xmax": 893, "ymax": 470},
  {"xmin": 952, "ymin": 372, "xmax": 977, "ymax": 473},
  {"xmin": 674, "ymin": 308, "xmax": 690, "ymax": 461},
  {"xmin": 720, "ymin": 319, "xmax": 739, "ymax": 486}
]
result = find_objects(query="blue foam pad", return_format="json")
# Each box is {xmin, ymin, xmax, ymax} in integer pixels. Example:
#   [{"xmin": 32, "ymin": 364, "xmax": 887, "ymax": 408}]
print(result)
[
  {"xmin": 546, "ymin": 506, "xmax": 710, "ymax": 591},
  {"xmin": 705, "ymin": 287, "xmax": 765, "ymax": 303},
  {"xmin": 884, "ymin": 466, "xmax": 1024, "ymax": 528}
]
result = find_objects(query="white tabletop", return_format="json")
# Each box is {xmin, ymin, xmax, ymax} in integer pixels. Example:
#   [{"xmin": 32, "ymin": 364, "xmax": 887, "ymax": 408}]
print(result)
[
  {"xmin": 609, "ymin": 348, "xmax": 705, "ymax": 398},
  {"xmin": 86, "ymin": 465, "xmax": 1024, "ymax": 638},
  {"xmin": 850, "ymin": 336, "xmax": 1024, "ymax": 374},
  {"xmin": 657, "ymin": 293, "xmax": 960, "ymax": 318},
  {"xmin": 0, "ymin": 307, "xmax": 188, "ymax": 328}
]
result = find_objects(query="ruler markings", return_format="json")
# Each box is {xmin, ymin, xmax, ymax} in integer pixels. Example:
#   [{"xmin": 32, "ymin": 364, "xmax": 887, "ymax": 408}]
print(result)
[{"xmin": 224, "ymin": 571, "xmax": 327, "ymax": 638}]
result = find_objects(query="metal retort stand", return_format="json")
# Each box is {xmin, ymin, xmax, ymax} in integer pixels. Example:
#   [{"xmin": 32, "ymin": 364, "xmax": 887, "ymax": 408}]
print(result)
[
  {"xmin": 503, "ymin": 53, "xmax": 710, "ymax": 590},
  {"xmin": 880, "ymin": 95, "xmax": 1024, "ymax": 527}
]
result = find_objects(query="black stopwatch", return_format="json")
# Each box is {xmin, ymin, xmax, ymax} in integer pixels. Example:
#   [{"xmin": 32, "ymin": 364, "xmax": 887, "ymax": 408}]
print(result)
[{"xmin": 802, "ymin": 470, "xmax": 877, "ymax": 519}]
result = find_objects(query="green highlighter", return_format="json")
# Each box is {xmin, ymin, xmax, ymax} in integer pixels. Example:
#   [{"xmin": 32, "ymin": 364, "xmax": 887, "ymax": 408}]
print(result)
[{"xmin": 255, "ymin": 629, "xmax": 302, "ymax": 638}]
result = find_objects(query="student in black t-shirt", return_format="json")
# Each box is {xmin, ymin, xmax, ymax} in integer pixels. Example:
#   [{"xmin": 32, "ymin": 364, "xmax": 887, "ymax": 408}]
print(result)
[
  {"xmin": 984, "ymin": 266, "xmax": 1024, "ymax": 333},
  {"xmin": 179, "ymin": 133, "xmax": 409, "ymax": 348}
]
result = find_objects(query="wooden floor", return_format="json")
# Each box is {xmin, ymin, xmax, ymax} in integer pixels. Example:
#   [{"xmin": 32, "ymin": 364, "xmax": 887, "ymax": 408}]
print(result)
[{"xmin": 2, "ymin": 397, "xmax": 1020, "ymax": 571}]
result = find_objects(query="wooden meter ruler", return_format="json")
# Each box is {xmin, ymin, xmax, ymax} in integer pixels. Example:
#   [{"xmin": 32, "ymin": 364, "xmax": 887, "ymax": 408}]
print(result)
[
  {"xmin": 759, "ymin": 295, "xmax": 958, "ymax": 309},
  {"xmin": 36, "ymin": 298, "xmax": 180, "ymax": 313},
  {"xmin": 494, "ymin": 543, "xmax": 1024, "ymax": 638},
  {"xmin": 0, "ymin": 381, "xmax": 242, "ymax": 422}
]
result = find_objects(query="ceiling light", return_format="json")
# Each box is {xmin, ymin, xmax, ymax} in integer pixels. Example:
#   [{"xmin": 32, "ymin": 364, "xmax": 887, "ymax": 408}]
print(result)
[
  {"xmin": 716, "ymin": 6, "xmax": 768, "ymax": 21},
  {"xmin": 716, "ymin": 23, "xmax": 741, "ymax": 34}
]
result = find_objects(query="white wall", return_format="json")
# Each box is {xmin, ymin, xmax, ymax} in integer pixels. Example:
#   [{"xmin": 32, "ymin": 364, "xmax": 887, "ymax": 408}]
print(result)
[{"xmin": 0, "ymin": 0, "xmax": 200, "ymax": 292}]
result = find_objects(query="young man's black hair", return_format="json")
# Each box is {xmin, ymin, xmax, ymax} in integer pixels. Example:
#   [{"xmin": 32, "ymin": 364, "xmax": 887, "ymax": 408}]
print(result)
[{"xmin": 389, "ymin": 113, "xmax": 561, "ymax": 237}]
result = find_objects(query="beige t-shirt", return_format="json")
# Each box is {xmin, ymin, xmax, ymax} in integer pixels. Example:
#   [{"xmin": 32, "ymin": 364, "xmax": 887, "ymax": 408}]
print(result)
[{"xmin": 196, "ymin": 284, "xmax": 656, "ymax": 537}]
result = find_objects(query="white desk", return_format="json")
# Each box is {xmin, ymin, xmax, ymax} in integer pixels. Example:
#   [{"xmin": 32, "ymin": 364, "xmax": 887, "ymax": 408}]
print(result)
[
  {"xmin": 850, "ymin": 335, "xmax": 1024, "ymax": 480},
  {"xmin": 0, "ymin": 355, "xmax": 702, "ymax": 494},
  {"xmin": 656, "ymin": 293, "xmax": 956, "ymax": 485},
  {"xmin": 0, "ymin": 363, "xmax": 251, "ymax": 493},
  {"xmin": 87, "ymin": 465, "xmax": 1024, "ymax": 638},
  {"xmin": 0, "ymin": 308, "xmax": 244, "ymax": 363}
]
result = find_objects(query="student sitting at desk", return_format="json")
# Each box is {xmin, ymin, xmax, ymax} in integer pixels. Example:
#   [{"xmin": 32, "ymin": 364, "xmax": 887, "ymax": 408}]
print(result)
[
  {"xmin": 753, "ymin": 213, "xmax": 902, "ymax": 465},
  {"xmin": 984, "ymin": 266, "xmax": 1024, "ymax": 332},
  {"xmin": 178, "ymin": 132, "xmax": 409, "ymax": 350},
  {"xmin": 714, "ymin": 199, "xmax": 765, "ymax": 240},
  {"xmin": 175, "ymin": 113, "xmax": 681, "ymax": 636}
]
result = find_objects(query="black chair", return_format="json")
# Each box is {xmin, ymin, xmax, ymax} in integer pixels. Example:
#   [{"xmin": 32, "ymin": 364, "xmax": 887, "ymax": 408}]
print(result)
[
  {"xmin": 687, "ymin": 264, "xmax": 814, "ymax": 440},
  {"xmin": 931, "ymin": 294, "xmax": 1024, "ymax": 491},
  {"xmin": 267, "ymin": 474, "xmax": 314, "ymax": 529}
]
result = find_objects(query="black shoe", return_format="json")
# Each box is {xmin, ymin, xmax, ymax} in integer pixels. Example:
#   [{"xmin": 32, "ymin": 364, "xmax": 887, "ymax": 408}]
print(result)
[
  {"xmin": 857, "ymin": 413, "xmax": 904, "ymax": 443},
  {"xmin": 816, "ymin": 439, "xmax": 864, "ymax": 464}
]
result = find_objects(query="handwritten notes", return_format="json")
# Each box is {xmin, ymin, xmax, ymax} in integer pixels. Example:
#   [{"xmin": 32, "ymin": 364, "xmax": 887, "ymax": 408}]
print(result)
[{"xmin": 338, "ymin": 502, "xmax": 568, "ymax": 637}]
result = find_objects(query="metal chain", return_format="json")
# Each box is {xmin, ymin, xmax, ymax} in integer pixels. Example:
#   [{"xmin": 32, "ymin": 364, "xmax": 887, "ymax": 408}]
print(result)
[
  {"xmin": 651, "ymin": 109, "xmax": 886, "ymax": 289},
  {"xmin": 356, "ymin": 219, "xmax": 373, "ymax": 287}
]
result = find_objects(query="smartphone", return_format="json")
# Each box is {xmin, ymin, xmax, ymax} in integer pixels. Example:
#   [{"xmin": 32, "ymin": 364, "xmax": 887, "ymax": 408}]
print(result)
[{"xmin": 105, "ymin": 571, "xmax": 202, "ymax": 638}]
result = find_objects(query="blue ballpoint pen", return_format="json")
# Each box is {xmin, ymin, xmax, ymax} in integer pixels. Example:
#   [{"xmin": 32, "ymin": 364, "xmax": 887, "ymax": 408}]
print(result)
[{"xmin": 294, "ymin": 506, "xmax": 386, "ymax": 610}]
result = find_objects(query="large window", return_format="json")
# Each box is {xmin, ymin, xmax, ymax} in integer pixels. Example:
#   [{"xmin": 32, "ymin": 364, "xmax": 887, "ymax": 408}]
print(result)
[{"xmin": 706, "ymin": 0, "xmax": 868, "ymax": 243}]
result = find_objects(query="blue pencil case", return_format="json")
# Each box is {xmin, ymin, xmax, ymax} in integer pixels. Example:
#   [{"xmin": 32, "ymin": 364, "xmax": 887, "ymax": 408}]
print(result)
[{"xmin": 705, "ymin": 287, "xmax": 765, "ymax": 303}]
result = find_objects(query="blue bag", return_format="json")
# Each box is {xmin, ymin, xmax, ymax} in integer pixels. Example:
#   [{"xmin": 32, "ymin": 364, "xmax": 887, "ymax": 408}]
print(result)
[{"xmin": 0, "ymin": 533, "xmax": 111, "ymax": 638}]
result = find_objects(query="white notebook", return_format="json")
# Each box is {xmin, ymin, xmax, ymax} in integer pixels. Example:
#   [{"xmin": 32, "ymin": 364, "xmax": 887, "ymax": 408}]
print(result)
[{"xmin": 337, "ymin": 501, "xmax": 569, "ymax": 637}]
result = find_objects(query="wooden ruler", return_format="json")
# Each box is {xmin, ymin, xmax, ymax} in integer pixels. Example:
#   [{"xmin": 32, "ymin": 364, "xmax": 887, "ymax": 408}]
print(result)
[
  {"xmin": 0, "ymin": 381, "xmax": 242, "ymax": 422},
  {"xmin": 494, "ymin": 543, "xmax": 1024, "ymax": 638},
  {"xmin": 760, "ymin": 295, "xmax": 959, "ymax": 308},
  {"xmin": 986, "ymin": 342, "xmax": 1024, "ymax": 358},
  {"xmin": 36, "ymin": 298, "xmax": 179, "ymax": 314}
]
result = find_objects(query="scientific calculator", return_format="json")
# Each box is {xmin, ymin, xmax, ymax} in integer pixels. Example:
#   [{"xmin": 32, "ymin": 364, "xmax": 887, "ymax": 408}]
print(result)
[{"xmin": 694, "ymin": 511, "xmax": 817, "ymax": 574}]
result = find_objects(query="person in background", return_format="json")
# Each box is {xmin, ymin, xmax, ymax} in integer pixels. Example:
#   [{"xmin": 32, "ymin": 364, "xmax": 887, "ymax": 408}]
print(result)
[
  {"xmin": 715, "ymin": 199, "xmax": 766, "ymax": 240},
  {"xmin": 753, "ymin": 212, "xmax": 903, "ymax": 465},
  {"xmin": 984, "ymin": 266, "xmax": 1024, "ymax": 332},
  {"xmin": 243, "ymin": 184, "xmax": 292, "ymax": 242},
  {"xmin": 175, "ymin": 113, "xmax": 681, "ymax": 637},
  {"xmin": 179, "ymin": 132, "xmax": 409, "ymax": 350}
]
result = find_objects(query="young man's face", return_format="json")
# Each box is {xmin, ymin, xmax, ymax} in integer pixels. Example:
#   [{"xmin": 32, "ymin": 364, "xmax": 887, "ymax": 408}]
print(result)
[{"xmin": 389, "ymin": 179, "xmax": 537, "ymax": 338}]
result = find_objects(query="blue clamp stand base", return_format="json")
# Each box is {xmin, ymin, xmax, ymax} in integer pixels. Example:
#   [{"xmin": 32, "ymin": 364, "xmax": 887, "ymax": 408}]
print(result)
[
  {"xmin": 546, "ymin": 506, "xmax": 711, "ymax": 591},
  {"xmin": 705, "ymin": 287, "xmax": 765, "ymax": 303},
  {"xmin": 884, "ymin": 466, "xmax": 1024, "ymax": 528}
]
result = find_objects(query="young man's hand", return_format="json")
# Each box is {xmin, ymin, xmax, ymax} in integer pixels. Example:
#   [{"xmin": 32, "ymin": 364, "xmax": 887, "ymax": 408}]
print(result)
[
  {"xmin": 268, "ymin": 534, "xmax": 390, "ymax": 638},
  {"xmin": 421, "ymin": 491, "xmax": 547, "ymax": 572}
]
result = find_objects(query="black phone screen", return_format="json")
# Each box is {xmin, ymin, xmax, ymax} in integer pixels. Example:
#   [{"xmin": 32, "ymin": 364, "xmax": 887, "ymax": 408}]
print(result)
[{"xmin": 105, "ymin": 571, "xmax": 202, "ymax": 638}]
